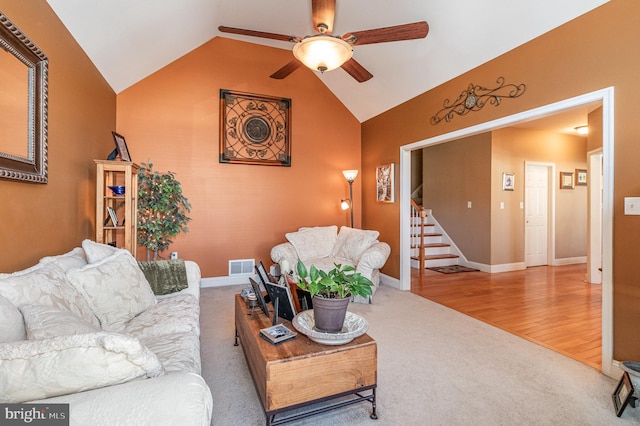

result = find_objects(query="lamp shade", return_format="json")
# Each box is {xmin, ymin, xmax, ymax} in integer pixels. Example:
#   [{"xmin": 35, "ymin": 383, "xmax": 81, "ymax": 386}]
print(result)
[
  {"xmin": 342, "ymin": 169, "xmax": 358, "ymax": 182},
  {"xmin": 341, "ymin": 199, "xmax": 351, "ymax": 210},
  {"xmin": 293, "ymin": 35, "xmax": 353, "ymax": 73}
]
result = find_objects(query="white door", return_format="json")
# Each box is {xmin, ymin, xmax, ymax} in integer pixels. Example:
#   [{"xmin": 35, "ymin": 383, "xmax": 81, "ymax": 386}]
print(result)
[{"xmin": 525, "ymin": 163, "xmax": 549, "ymax": 266}]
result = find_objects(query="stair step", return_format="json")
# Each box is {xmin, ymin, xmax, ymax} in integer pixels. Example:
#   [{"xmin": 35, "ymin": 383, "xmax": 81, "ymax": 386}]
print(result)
[
  {"xmin": 410, "ymin": 254, "xmax": 460, "ymax": 269},
  {"xmin": 411, "ymin": 232, "xmax": 441, "ymax": 237},
  {"xmin": 422, "ymin": 254, "xmax": 459, "ymax": 260}
]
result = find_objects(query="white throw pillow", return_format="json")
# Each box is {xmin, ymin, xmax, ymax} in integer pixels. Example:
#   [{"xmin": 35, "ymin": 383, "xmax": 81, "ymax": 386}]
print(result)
[
  {"xmin": 20, "ymin": 304, "xmax": 99, "ymax": 340},
  {"xmin": 331, "ymin": 226, "xmax": 380, "ymax": 264},
  {"xmin": 66, "ymin": 250, "xmax": 157, "ymax": 332},
  {"xmin": 81, "ymin": 239, "xmax": 122, "ymax": 263},
  {"xmin": 0, "ymin": 261, "xmax": 99, "ymax": 329},
  {"xmin": 39, "ymin": 247, "xmax": 88, "ymax": 272},
  {"xmin": 286, "ymin": 225, "xmax": 338, "ymax": 261},
  {"xmin": 0, "ymin": 332, "xmax": 164, "ymax": 403},
  {"xmin": 0, "ymin": 295, "xmax": 24, "ymax": 343}
]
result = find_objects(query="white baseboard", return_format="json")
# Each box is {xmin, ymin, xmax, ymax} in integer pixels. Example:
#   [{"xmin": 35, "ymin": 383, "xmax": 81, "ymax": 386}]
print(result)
[
  {"xmin": 201, "ymin": 274, "xmax": 255, "ymax": 288},
  {"xmin": 380, "ymin": 273, "xmax": 401, "ymax": 290},
  {"xmin": 553, "ymin": 256, "xmax": 587, "ymax": 266},
  {"xmin": 463, "ymin": 261, "xmax": 526, "ymax": 273}
]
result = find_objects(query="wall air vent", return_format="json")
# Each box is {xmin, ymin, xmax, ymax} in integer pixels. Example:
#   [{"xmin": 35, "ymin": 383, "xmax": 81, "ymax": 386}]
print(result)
[{"xmin": 228, "ymin": 259, "xmax": 255, "ymax": 276}]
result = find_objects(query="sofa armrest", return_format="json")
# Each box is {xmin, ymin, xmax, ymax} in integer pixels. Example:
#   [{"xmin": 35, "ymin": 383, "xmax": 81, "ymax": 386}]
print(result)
[
  {"xmin": 270, "ymin": 242, "xmax": 298, "ymax": 274},
  {"xmin": 156, "ymin": 260, "xmax": 201, "ymax": 301},
  {"xmin": 356, "ymin": 242, "xmax": 391, "ymax": 280}
]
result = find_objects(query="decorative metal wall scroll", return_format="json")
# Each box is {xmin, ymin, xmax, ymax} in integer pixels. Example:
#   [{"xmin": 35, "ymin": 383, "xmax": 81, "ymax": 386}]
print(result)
[
  {"xmin": 430, "ymin": 77, "xmax": 526, "ymax": 125},
  {"xmin": 219, "ymin": 89, "xmax": 291, "ymax": 166}
]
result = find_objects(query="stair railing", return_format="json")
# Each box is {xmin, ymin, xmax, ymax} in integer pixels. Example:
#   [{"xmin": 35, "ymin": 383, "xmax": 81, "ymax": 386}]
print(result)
[{"xmin": 410, "ymin": 199, "xmax": 427, "ymax": 272}]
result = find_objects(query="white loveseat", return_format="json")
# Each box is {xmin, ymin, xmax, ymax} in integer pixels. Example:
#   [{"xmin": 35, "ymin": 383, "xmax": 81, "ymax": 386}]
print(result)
[
  {"xmin": 0, "ymin": 240, "xmax": 212, "ymax": 426},
  {"xmin": 271, "ymin": 225, "xmax": 391, "ymax": 303}
]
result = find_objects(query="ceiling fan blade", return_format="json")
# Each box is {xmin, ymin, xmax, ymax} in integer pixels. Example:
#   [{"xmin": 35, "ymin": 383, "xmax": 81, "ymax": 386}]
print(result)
[
  {"xmin": 218, "ymin": 26, "xmax": 298, "ymax": 43},
  {"xmin": 270, "ymin": 59, "xmax": 302, "ymax": 79},
  {"xmin": 312, "ymin": 0, "xmax": 336, "ymax": 33},
  {"xmin": 342, "ymin": 21, "xmax": 429, "ymax": 46},
  {"xmin": 341, "ymin": 58, "xmax": 373, "ymax": 83}
]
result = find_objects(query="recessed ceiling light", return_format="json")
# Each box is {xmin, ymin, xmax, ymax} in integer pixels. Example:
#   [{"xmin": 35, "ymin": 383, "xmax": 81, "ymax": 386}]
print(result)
[{"xmin": 574, "ymin": 125, "xmax": 588, "ymax": 135}]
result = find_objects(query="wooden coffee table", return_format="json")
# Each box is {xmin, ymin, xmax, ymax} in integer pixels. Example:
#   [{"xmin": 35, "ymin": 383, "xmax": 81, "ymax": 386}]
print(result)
[{"xmin": 234, "ymin": 294, "xmax": 378, "ymax": 425}]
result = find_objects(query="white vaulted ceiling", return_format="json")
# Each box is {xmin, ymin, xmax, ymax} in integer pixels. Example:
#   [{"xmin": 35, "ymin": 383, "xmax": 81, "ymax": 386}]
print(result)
[{"xmin": 46, "ymin": 0, "xmax": 609, "ymax": 122}]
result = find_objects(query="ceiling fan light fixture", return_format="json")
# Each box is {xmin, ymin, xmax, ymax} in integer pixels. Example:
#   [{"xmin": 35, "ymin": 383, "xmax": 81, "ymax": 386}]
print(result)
[{"xmin": 293, "ymin": 35, "xmax": 353, "ymax": 73}]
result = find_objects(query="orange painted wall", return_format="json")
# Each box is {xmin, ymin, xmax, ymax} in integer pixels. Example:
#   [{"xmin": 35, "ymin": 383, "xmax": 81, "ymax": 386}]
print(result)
[
  {"xmin": 116, "ymin": 37, "xmax": 361, "ymax": 277},
  {"xmin": 362, "ymin": 0, "xmax": 640, "ymax": 359},
  {"xmin": 0, "ymin": 1, "xmax": 116, "ymax": 272}
]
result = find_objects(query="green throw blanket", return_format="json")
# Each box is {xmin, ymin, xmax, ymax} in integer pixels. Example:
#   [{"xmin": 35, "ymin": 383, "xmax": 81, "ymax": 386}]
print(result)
[{"xmin": 138, "ymin": 260, "xmax": 189, "ymax": 295}]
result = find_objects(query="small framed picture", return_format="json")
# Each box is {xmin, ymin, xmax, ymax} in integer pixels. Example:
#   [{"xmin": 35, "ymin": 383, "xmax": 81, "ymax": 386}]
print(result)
[
  {"xmin": 560, "ymin": 171, "xmax": 574, "ymax": 189},
  {"xmin": 264, "ymin": 281, "xmax": 297, "ymax": 321},
  {"xmin": 376, "ymin": 163, "xmax": 395, "ymax": 203},
  {"xmin": 502, "ymin": 173, "xmax": 515, "ymax": 191},
  {"xmin": 612, "ymin": 372, "xmax": 635, "ymax": 417},
  {"xmin": 255, "ymin": 261, "xmax": 273, "ymax": 285},
  {"xmin": 575, "ymin": 169, "xmax": 588, "ymax": 186},
  {"xmin": 248, "ymin": 277, "xmax": 270, "ymax": 317},
  {"xmin": 111, "ymin": 131, "xmax": 132, "ymax": 162}
]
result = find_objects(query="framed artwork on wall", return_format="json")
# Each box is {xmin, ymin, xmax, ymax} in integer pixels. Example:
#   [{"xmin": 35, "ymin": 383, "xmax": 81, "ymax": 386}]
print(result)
[
  {"xmin": 560, "ymin": 171, "xmax": 574, "ymax": 189},
  {"xmin": 575, "ymin": 169, "xmax": 588, "ymax": 186},
  {"xmin": 376, "ymin": 163, "xmax": 395, "ymax": 203},
  {"xmin": 219, "ymin": 89, "xmax": 291, "ymax": 166},
  {"xmin": 502, "ymin": 172, "xmax": 515, "ymax": 191}
]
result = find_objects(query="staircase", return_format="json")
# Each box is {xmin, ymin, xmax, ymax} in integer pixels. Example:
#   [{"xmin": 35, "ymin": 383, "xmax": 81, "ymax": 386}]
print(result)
[{"xmin": 410, "ymin": 200, "xmax": 460, "ymax": 269}]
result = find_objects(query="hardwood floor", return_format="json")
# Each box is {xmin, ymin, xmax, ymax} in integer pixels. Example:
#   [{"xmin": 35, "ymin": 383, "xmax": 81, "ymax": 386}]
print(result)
[{"xmin": 411, "ymin": 264, "xmax": 602, "ymax": 370}]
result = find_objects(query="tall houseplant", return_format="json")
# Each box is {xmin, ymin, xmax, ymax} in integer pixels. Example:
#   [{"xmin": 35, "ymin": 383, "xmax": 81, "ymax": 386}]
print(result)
[
  {"xmin": 295, "ymin": 260, "xmax": 373, "ymax": 332},
  {"xmin": 137, "ymin": 161, "xmax": 191, "ymax": 261}
]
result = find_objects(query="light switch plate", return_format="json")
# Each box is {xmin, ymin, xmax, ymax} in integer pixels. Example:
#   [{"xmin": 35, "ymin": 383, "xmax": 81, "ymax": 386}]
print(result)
[{"xmin": 624, "ymin": 197, "xmax": 640, "ymax": 215}]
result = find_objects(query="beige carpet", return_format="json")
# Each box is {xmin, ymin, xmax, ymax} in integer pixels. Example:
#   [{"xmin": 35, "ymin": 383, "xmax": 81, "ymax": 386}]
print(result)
[{"xmin": 200, "ymin": 284, "xmax": 640, "ymax": 425}]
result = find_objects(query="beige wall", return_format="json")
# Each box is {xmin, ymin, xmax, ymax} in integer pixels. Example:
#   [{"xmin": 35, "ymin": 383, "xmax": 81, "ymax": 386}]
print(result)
[
  {"xmin": 423, "ymin": 133, "xmax": 492, "ymax": 264},
  {"xmin": 362, "ymin": 0, "xmax": 640, "ymax": 359},
  {"xmin": 491, "ymin": 127, "xmax": 587, "ymax": 263},
  {"xmin": 423, "ymin": 128, "xmax": 586, "ymax": 266},
  {"xmin": 116, "ymin": 37, "xmax": 361, "ymax": 277},
  {"xmin": 0, "ymin": 1, "xmax": 116, "ymax": 272}
]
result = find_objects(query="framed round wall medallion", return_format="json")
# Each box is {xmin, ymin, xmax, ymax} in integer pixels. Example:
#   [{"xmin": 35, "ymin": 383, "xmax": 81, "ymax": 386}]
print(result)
[{"xmin": 219, "ymin": 89, "xmax": 291, "ymax": 166}]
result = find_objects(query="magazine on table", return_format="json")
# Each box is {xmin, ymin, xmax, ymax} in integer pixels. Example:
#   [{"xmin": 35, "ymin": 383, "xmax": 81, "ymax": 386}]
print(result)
[{"xmin": 259, "ymin": 323, "xmax": 297, "ymax": 345}]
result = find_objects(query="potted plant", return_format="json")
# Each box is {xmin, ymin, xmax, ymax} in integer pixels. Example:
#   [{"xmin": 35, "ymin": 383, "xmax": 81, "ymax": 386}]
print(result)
[
  {"xmin": 137, "ymin": 161, "xmax": 191, "ymax": 261},
  {"xmin": 295, "ymin": 260, "xmax": 373, "ymax": 333}
]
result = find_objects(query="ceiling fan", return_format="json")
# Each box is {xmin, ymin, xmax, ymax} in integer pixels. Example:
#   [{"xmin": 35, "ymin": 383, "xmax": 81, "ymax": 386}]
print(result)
[{"xmin": 218, "ymin": 0, "xmax": 429, "ymax": 83}]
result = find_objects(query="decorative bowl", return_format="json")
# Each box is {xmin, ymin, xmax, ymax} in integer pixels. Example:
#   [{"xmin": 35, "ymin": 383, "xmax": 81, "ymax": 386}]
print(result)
[
  {"xmin": 292, "ymin": 310, "xmax": 368, "ymax": 345},
  {"xmin": 107, "ymin": 185, "xmax": 125, "ymax": 195}
]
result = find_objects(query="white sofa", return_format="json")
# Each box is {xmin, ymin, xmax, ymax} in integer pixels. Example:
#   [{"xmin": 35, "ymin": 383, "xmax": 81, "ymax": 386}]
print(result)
[
  {"xmin": 271, "ymin": 225, "xmax": 391, "ymax": 303},
  {"xmin": 0, "ymin": 240, "xmax": 212, "ymax": 426}
]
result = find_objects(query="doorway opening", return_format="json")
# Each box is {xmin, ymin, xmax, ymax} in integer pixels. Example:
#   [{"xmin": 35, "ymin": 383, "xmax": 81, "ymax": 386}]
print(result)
[{"xmin": 399, "ymin": 88, "xmax": 614, "ymax": 377}]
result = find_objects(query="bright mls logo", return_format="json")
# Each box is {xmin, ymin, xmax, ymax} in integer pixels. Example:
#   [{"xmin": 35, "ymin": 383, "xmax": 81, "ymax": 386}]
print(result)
[{"xmin": 1, "ymin": 404, "xmax": 68, "ymax": 425}]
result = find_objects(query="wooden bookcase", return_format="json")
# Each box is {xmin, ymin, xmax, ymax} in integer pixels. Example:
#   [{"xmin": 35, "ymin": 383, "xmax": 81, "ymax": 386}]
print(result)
[{"xmin": 95, "ymin": 160, "xmax": 139, "ymax": 256}]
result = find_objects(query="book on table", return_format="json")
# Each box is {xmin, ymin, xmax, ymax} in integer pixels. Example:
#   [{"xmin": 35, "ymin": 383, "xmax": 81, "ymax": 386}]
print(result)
[{"xmin": 260, "ymin": 324, "xmax": 297, "ymax": 345}]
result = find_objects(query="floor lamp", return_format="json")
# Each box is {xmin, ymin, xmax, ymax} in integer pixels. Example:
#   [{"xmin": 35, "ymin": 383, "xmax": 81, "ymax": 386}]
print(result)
[{"xmin": 342, "ymin": 169, "xmax": 358, "ymax": 228}]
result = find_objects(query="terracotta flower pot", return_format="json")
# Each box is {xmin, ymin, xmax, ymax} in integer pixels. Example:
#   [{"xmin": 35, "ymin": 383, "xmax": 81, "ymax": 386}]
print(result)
[{"xmin": 312, "ymin": 296, "xmax": 350, "ymax": 333}]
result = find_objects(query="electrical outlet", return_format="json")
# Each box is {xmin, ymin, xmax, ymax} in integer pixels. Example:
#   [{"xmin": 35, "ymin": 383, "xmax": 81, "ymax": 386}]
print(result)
[{"xmin": 170, "ymin": 252, "xmax": 178, "ymax": 259}]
